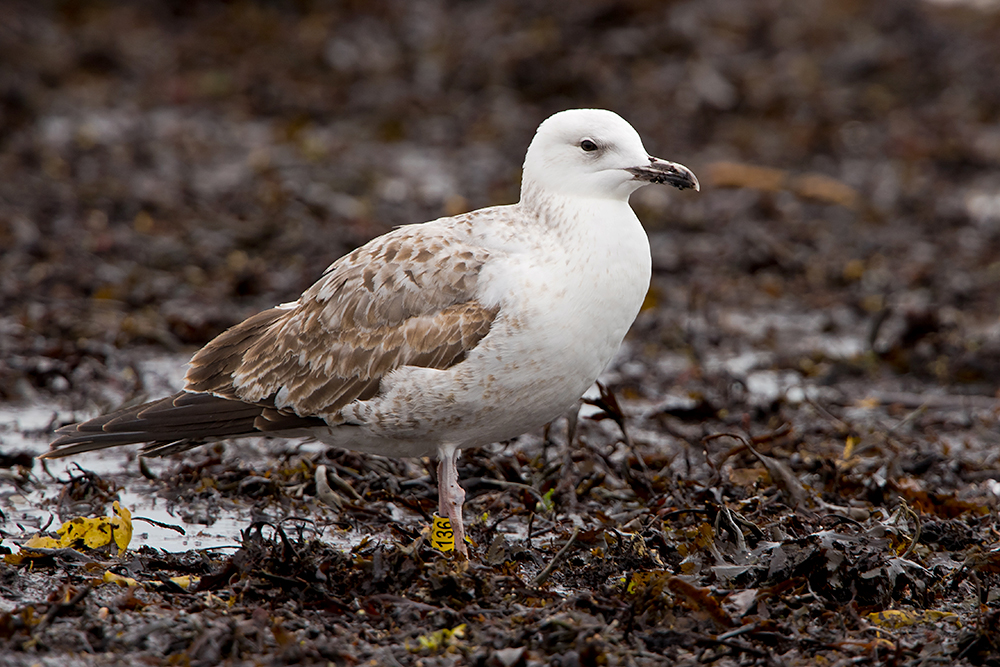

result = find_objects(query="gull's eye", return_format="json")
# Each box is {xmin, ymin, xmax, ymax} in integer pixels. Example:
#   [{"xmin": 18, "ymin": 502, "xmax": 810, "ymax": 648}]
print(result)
[{"xmin": 580, "ymin": 138, "xmax": 599, "ymax": 152}]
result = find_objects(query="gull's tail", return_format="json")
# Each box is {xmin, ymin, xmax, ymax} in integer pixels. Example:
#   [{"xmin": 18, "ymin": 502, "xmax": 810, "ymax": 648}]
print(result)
[{"xmin": 43, "ymin": 391, "xmax": 325, "ymax": 459}]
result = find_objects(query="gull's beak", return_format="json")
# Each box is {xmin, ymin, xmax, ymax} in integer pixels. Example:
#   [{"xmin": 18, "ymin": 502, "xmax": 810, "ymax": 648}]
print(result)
[{"xmin": 626, "ymin": 156, "xmax": 700, "ymax": 192}]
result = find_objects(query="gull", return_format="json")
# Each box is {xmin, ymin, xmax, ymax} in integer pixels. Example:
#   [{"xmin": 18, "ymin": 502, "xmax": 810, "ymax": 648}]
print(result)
[{"xmin": 44, "ymin": 109, "xmax": 699, "ymax": 556}]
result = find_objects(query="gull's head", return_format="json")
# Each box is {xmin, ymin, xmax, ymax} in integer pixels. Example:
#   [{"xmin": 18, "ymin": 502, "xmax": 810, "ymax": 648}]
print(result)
[{"xmin": 521, "ymin": 108, "xmax": 699, "ymax": 203}]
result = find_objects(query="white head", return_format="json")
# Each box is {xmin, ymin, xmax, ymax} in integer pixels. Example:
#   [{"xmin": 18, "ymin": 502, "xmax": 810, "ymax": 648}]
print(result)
[{"xmin": 521, "ymin": 109, "xmax": 699, "ymax": 203}]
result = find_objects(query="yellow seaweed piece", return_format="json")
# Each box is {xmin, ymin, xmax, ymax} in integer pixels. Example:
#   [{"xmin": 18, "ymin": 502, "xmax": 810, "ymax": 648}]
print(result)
[
  {"xmin": 5, "ymin": 503, "xmax": 133, "ymax": 565},
  {"xmin": 59, "ymin": 515, "xmax": 114, "ymax": 550},
  {"xmin": 867, "ymin": 610, "xmax": 918, "ymax": 628},
  {"xmin": 104, "ymin": 571, "xmax": 139, "ymax": 587},
  {"xmin": 169, "ymin": 575, "xmax": 198, "ymax": 590},
  {"xmin": 111, "ymin": 502, "xmax": 133, "ymax": 555},
  {"xmin": 868, "ymin": 609, "xmax": 964, "ymax": 629},
  {"xmin": 408, "ymin": 624, "xmax": 467, "ymax": 653}
]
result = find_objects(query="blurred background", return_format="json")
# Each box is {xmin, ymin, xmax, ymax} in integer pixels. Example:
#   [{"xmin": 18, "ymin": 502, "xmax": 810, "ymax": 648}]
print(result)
[{"xmin": 2, "ymin": 0, "xmax": 1000, "ymax": 417}]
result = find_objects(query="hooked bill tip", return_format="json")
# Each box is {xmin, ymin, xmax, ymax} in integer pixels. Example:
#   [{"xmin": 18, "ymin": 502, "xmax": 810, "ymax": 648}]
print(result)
[{"xmin": 627, "ymin": 159, "xmax": 700, "ymax": 192}]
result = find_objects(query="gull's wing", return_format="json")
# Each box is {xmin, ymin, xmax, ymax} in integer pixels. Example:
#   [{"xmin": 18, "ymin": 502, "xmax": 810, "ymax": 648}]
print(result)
[
  {"xmin": 186, "ymin": 220, "xmax": 499, "ymax": 415},
  {"xmin": 45, "ymin": 219, "xmax": 500, "ymax": 458}
]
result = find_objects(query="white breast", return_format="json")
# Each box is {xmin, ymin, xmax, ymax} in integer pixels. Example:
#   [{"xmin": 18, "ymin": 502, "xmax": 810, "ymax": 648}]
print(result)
[
  {"xmin": 476, "ymin": 196, "xmax": 651, "ymax": 412},
  {"xmin": 331, "ymin": 196, "xmax": 651, "ymax": 455}
]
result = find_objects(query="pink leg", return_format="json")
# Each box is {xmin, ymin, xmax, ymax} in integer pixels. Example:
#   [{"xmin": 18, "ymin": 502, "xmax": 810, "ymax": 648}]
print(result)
[{"xmin": 437, "ymin": 446, "xmax": 467, "ymax": 556}]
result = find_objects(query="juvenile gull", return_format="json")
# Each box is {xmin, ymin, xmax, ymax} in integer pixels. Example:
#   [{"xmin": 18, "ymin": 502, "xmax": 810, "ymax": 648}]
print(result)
[{"xmin": 44, "ymin": 109, "xmax": 699, "ymax": 556}]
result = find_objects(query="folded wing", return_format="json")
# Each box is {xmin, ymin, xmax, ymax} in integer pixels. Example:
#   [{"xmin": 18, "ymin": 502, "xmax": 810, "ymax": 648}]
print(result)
[{"xmin": 45, "ymin": 219, "xmax": 500, "ymax": 458}]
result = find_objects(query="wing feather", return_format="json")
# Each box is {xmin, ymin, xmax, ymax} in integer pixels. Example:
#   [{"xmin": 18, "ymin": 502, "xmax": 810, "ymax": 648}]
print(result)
[
  {"xmin": 43, "ymin": 391, "xmax": 327, "ymax": 459},
  {"xmin": 186, "ymin": 219, "xmax": 499, "ymax": 419}
]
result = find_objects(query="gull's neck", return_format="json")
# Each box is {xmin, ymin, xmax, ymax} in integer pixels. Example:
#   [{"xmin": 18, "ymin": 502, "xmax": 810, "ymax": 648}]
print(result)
[
  {"xmin": 517, "ymin": 181, "xmax": 549, "ymax": 213},
  {"xmin": 518, "ymin": 181, "xmax": 631, "ymax": 224}
]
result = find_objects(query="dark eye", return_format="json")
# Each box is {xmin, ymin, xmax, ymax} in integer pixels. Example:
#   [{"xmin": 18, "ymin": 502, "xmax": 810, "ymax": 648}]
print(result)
[{"xmin": 580, "ymin": 139, "xmax": 598, "ymax": 152}]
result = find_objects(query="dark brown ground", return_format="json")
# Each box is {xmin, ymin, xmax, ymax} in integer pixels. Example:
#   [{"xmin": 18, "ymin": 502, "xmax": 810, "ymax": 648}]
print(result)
[{"xmin": 3, "ymin": 0, "xmax": 1000, "ymax": 665}]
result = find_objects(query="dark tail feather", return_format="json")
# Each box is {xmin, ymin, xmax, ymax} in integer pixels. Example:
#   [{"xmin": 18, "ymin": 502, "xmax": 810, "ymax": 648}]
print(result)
[{"xmin": 43, "ymin": 391, "xmax": 325, "ymax": 459}]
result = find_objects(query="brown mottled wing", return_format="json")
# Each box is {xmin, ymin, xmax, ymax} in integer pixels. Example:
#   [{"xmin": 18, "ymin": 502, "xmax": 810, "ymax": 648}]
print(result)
[
  {"xmin": 44, "ymin": 220, "xmax": 498, "ymax": 459},
  {"xmin": 185, "ymin": 220, "xmax": 499, "ymax": 418}
]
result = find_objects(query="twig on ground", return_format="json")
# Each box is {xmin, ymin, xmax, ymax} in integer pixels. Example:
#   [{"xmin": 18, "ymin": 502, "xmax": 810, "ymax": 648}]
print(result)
[
  {"xmin": 532, "ymin": 525, "xmax": 580, "ymax": 587},
  {"xmin": 481, "ymin": 478, "xmax": 546, "ymax": 505},
  {"xmin": 898, "ymin": 501, "xmax": 922, "ymax": 560},
  {"xmin": 132, "ymin": 516, "xmax": 186, "ymax": 535},
  {"xmin": 804, "ymin": 395, "xmax": 853, "ymax": 434},
  {"xmin": 33, "ymin": 583, "xmax": 93, "ymax": 637}
]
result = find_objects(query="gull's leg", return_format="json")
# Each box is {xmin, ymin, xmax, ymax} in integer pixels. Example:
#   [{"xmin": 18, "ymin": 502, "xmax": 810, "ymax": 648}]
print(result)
[{"xmin": 437, "ymin": 445, "xmax": 467, "ymax": 556}]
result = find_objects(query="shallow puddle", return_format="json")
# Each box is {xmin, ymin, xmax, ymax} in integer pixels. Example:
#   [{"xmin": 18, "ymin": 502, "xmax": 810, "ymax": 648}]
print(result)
[{"xmin": 0, "ymin": 356, "xmax": 372, "ymax": 555}]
